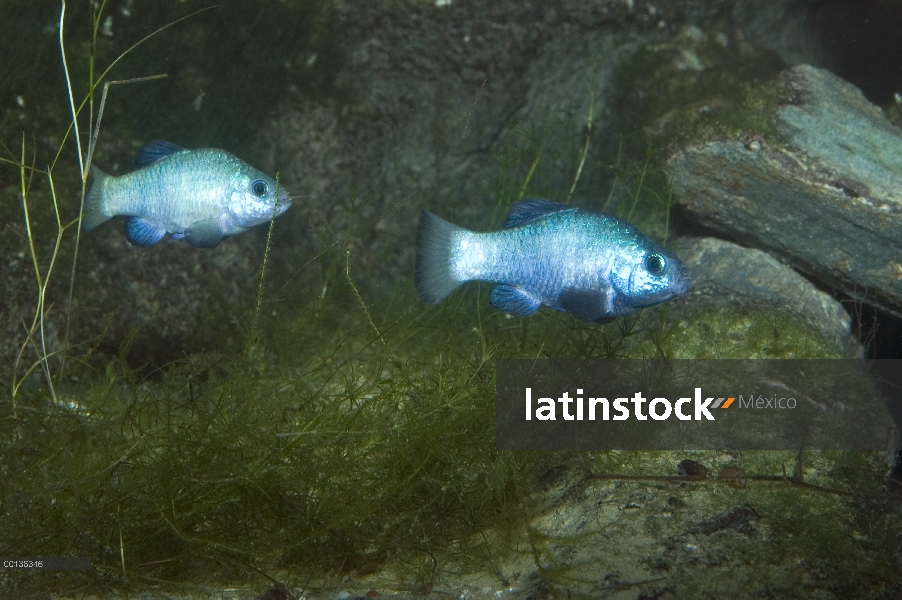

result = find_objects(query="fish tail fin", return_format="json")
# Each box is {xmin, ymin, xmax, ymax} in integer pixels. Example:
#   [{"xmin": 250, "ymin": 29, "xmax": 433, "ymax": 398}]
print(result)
[
  {"xmin": 415, "ymin": 210, "xmax": 468, "ymax": 304},
  {"xmin": 81, "ymin": 165, "xmax": 111, "ymax": 232}
]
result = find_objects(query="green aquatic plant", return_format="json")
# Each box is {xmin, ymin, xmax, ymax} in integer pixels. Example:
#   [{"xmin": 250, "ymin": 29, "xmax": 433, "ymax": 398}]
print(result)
[
  {"xmin": 1, "ymin": 286, "xmax": 555, "ymax": 596},
  {"xmin": 3, "ymin": 0, "xmax": 213, "ymax": 412},
  {"xmin": 5, "ymin": 134, "xmax": 72, "ymax": 406}
]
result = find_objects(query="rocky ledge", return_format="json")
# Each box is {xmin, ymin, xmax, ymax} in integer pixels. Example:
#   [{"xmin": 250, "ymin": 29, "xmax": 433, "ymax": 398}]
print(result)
[{"xmin": 666, "ymin": 65, "xmax": 902, "ymax": 319}]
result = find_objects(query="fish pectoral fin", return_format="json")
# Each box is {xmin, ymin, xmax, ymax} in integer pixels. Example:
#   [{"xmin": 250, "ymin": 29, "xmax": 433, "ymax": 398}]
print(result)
[
  {"xmin": 184, "ymin": 218, "xmax": 224, "ymax": 248},
  {"xmin": 503, "ymin": 199, "xmax": 574, "ymax": 229},
  {"xmin": 559, "ymin": 288, "xmax": 612, "ymax": 323},
  {"xmin": 124, "ymin": 217, "xmax": 167, "ymax": 247},
  {"xmin": 490, "ymin": 285, "xmax": 542, "ymax": 317},
  {"xmin": 135, "ymin": 140, "xmax": 187, "ymax": 167}
]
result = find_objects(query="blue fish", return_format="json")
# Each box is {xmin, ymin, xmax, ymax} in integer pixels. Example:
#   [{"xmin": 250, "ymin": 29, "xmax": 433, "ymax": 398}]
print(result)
[
  {"xmin": 415, "ymin": 199, "xmax": 690, "ymax": 322},
  {"xmin": 82, "ymin": 141, "xmax": 291, "ymax": 248}
]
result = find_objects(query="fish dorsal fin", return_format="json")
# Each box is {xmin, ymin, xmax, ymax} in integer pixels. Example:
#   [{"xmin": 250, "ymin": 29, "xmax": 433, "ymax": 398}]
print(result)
[
  {"xmin": 503, "ymin": 199, "xmax": 575, "ymax": 229},
  {"xmin": 559, "ymin": 288, "xmax": 612, "ymax": 323},
  {"xmin": 135, "ymin": 140, "xmax": 187, "ymax": 167}
]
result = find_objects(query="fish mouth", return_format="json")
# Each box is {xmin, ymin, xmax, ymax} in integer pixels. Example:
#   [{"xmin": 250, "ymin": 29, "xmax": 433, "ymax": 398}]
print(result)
[
  {"xmin": 633, "ymin": 297, "xmax": 673, "ymax": 309},
  {"xmin": 632, "ymin": 276, "xmax": 692, "ymax": 309},
  {"xmin": 675, "ymin": 274, "xmax": 692, "ymax": 294},
  {"xmin": 274, "ymin": 194, "xmax": 292, "ymax": 214}
]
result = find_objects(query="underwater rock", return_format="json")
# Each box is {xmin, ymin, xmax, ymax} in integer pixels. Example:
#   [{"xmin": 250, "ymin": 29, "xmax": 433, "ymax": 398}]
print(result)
[
  {"xmin": 255, "ymin": 582, "xmax": 290, "ymax": 600},
  {"xmin": 521, "ymin": 449, "xmax": 898, "ymax": 599},
  {"xmin": 677, "ymin": 459, "xmax": 707, "ymax": 479},
  {"xmin": 666, "ymin": 65, "xmax": 902, "ymax": 319},
  {"xmin": 673, "ymin": 236, "xmax": 861, "ymax": 357},
  {"xmin": 716, "ymin": 466, "xmax": 748, "ymax": 489},
  {"xmin": 692, "ymin": 504, "xmax": 758, "ymax": 534}
]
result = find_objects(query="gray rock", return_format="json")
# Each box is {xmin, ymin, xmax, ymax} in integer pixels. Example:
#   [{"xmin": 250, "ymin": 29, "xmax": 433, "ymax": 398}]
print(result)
[
  {"xmin": 666, "ymin": 65, "xmax": 902, "ymax": 319},
  {"xmin": 673, "ymin": 236, "xmax": 861, "ymax": 357}
]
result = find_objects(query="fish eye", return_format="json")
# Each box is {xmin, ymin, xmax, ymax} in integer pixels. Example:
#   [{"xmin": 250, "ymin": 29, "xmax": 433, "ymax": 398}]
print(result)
[
  {"xmin": 645, "ymin": 253, "xmax": 666, "ymax": 275},
  {"xmin": 252, "ymin": 180, "xmax": 269, "ymax": 197}
]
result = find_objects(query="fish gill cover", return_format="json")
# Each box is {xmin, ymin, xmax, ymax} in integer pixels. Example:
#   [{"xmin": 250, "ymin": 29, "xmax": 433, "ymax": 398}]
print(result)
[{"xmin": 0, "ymin": 1, "xmax": 900, "ymax": 599}]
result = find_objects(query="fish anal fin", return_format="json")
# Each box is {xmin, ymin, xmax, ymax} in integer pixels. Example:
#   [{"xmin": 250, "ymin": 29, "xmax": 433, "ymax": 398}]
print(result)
[
  {"xmin": 559, "ymin": 288, "xmax": 612, "ymax": 322},
  {"xmin": 490, "ymin": 284, "xmax": 542, "ymax": 317},
  {"xmin": 184, "ymin": 217, "xmax": 224, "ymax": 248},
  {"xmin": 503, "ymin": 199, "xmax": 574, "ymax": 229},
  {"xmin": 124, "ymin": 217, "xmax": 167, "ymax": 247},
  {"xmin": 135, "ymin": 140, "xmax": 187, "ymax": 167}
]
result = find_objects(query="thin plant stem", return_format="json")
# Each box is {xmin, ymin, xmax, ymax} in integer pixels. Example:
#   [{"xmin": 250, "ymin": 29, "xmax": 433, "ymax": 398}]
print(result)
[
  {"xmin": 88, "ymin": 1, "xmax": 109, "ymax": 148},
  {"xmin": 603, "ymin": 134, "xmax": 625, "ymax": 213},
  {"xmin": 13, "ymin": 137, "xmax": 44, "ymax": 410},
  {"xmin": 567, "ymin": 87, "xmax": 595, "ymax": 202},
  {"xmin": 518, "ymin": 137, "xmax": 546, "ymax": 202},
  {"xmin": 59, "ymin": 0, "xmax": 84, "ymax": 179},
  {"xmin": 11, "ymin": 143, "xmax": 77, "ymax": 405},
  {"xmin": 248, "ymin": 174, "xmax": 283, "ymax": 354},
  {"xmin": 87, "ymin": 75, "xmax": 168, "ymax": 171},
  {"xmin": 7, "ymin": 0, "xmax": 207, "ymax": 411},
  {"xmin": 627, "ymin": 150, "xmax": 651, "ymax": 222},
  {"xmin": 346, "ymin": 250, "xmax": 395, "ymax": 362},
  {"xmin": 50, "ymin": 4, "xmax": 217, "ymax": 171},
  {"xmin": 55, "ymin": 0, "xmax": 199, "ymax": 388}
]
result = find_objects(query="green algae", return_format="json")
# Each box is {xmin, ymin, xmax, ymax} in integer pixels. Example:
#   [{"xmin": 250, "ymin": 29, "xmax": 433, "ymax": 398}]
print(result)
[
  {"xmin": 609, "ymin": 21, "xmax": 787, "ymax": 148},
  {"xmin": 666, "ymin": 303, "xmax": 856, "ymax": 359},
  {"xmin": 2, "ymin": 311, "xmax": 544, "ymax": 595}
]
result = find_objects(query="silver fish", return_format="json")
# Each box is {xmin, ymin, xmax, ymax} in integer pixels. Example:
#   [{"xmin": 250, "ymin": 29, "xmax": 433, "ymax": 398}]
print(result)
[
  {"xmin": 82, "ymin": 141, "xmax": 291, "ymax": 248},
  {"xmin": 415, "ymin": 199, "xmax": 691, "ymax": 322}
]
